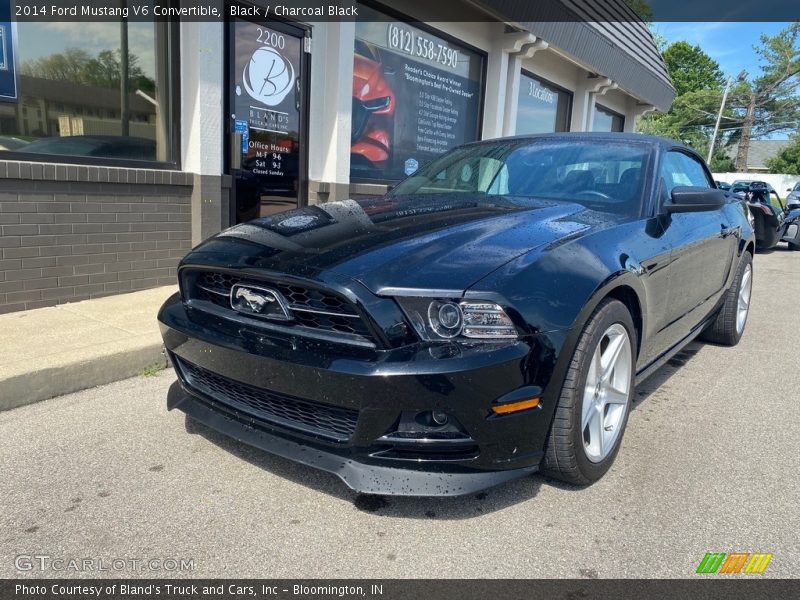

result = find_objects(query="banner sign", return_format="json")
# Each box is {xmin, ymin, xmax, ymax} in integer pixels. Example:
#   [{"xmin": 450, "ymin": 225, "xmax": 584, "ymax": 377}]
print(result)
[
  {"xmin": 0, "ymin": 0, "xmax": 18, "ymax": 101},
  {"xmin": 351, "ymin": 4, "xmax": 484, "ymax": 181}
]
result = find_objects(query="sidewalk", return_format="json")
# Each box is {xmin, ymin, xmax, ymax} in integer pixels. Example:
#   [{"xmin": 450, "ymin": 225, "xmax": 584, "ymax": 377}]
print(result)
[{"xmin": 0, "ymin": 286, "xmax": 177, "ymax": 411}]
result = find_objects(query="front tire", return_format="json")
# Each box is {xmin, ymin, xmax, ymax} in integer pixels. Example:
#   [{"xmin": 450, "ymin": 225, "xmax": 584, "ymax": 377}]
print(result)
[
  {"xmin": 541, "ymin": 299, "xmax": 636, "ymax": 485},
  {"xmin": 699, "ymin": 252, "xmax": 752, "ymax": 346}
]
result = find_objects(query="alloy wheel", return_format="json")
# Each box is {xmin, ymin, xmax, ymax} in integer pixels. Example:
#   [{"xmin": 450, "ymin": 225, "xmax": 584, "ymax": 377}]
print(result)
[
  {"xmin": 581, "ymin": 323, "xmax": 632, "ymax": 463},
  {"xmin": 736, "ymin": 263, "xmax": 752, "ymax": 335}
]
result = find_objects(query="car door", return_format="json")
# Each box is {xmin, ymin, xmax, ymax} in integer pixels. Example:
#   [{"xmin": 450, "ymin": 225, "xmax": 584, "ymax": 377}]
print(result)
[{"xmin": 657, "ymin": 150, "xmax": 736, "ymax": 344}]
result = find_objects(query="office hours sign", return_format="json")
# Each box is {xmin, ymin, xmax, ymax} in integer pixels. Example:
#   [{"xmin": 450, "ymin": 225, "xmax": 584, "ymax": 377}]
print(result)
[{"xmin": 231, "ymin": 20, "xmax": 302, "ymax": 201}]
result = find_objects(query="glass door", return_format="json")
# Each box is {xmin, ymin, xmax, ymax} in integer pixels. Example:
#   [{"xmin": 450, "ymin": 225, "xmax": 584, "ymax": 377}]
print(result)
[{"xmin": 228, "ymin": 15, "xmax": 308, "ymax": 223}]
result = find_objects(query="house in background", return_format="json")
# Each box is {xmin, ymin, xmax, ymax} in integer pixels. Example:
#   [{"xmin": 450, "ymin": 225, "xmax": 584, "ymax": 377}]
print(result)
[{"xmin": 727, "ymin": 140, "xmax": 793, "ymax": 173}]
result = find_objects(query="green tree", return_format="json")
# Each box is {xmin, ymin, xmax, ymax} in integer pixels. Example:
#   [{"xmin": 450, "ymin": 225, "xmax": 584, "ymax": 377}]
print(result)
[
  {"xmin": 21, "ymin": 48, "xmax": 92, "ymax": 82},
  {"xmin": 624, "ymin": 0, "xmax": 653, "ymax": 22},
  {"xmin": 21, "ymin": 48, "xmax": 155, "ymax": 93},
  {"xmin": 709, "ymin": 150, "xmax": 735, "ymax": 173},
  {"xmin": 765, "ymin": 134, "xmax": 800, "ymax": 174},
  {"xmin": 729, "ymin": 23, "xmax": 800, "ymax": 170},
  {"xmin": 663, "ymin": 41, "xmax": 724, "ymax": 96},
  {"xmin": 637, "ymin": 40, "xmax": 725, "ymax": 152}
]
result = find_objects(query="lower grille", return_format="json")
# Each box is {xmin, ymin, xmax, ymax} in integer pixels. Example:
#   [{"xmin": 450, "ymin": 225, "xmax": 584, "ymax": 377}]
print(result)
[{"xmin": 177, "ymin": 358, "xmax": 359, "ymax": 442}]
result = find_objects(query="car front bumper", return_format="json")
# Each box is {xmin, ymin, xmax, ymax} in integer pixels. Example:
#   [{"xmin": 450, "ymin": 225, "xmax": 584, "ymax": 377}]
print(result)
[{"xmin": 159, "ymin": 293, "xmax": 560, "ymax": 496}]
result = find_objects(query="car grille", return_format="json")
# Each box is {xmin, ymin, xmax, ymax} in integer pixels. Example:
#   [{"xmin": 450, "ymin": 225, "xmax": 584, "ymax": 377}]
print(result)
[
  {"xmin": 177, "ymin": 357, "xmax": 359, "ymax": 442},
  {"xmin": 184, "ymin": 269, "xmax": 374, "ymax": 341}
]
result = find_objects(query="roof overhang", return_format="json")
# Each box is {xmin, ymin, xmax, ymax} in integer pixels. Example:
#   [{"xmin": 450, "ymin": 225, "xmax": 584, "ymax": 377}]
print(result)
[{"xmin": 475, "ymin": 0, "xmax": 676, "ymax": 111}]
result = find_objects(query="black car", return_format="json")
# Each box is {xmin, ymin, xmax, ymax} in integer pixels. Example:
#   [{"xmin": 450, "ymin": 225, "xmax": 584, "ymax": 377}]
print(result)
[
  {"xmin": 781, "ymin": 185, "xmax": 800, "ymax": 251},
  {"xmin": 19, "ymin": 135, "xmax": 156, "ymax": 161},
  {"xmin": 159, "ymin": 133, "xmax": 755, "ymax": 496},
  {"xmin": 787, "ymin": 182, "xmax": 800, "ymax": 206}
]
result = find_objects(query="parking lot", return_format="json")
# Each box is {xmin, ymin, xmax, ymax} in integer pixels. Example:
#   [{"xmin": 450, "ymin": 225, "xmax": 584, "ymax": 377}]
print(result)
[{"xmin": 1, "ymin": 249, "xmax": 798, "ymax": 579}]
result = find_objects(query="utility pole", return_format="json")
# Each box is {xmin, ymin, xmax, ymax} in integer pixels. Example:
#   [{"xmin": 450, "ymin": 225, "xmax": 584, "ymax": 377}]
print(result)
[
  {"xmin": 707, "ymin": 70, "xmax": 747, "ymax": 165},
  {"xmin": 707, "ymin": 76, "xmax": 733, "ymax": 164}
]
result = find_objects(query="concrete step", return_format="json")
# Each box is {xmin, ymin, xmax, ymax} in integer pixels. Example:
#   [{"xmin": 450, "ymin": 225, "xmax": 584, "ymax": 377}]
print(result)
[{"xmin": 0, "ymin": 286, "xmax": 177, "ymax": 411}]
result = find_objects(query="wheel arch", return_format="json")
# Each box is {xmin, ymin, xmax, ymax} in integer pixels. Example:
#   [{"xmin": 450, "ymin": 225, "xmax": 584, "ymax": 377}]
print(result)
[
  {"xmin": 604, "ymin": 284, "xmax": 644, "ymax": 361},
  {"xmin": 539, "ymin": 272, "xmax": 647, "ymax": 425}
]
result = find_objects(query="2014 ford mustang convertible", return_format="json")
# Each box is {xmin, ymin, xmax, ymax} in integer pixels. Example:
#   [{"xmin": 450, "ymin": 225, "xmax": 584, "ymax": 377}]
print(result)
[{"xmin": 159, "ymin": 133, "xmax": 755, "ymax": 496}]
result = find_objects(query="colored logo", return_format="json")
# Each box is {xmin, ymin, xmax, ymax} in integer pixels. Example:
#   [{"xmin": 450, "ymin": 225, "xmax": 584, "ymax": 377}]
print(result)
[
  {"xmin": 243, "ymin": 46, "xmax": 295, "ymax": 107},
  {"xmin": 404, "ymin": 158, "xmax": 419, "ymax": 176},
  {"xmin": 696, "ymin": 552, "xmax": 773, "ymax": 574}
]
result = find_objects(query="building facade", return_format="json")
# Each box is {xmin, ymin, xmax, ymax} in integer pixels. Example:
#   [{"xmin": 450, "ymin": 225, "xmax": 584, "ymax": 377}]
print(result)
[{"xmin": 0, "ymin": 0, "xmax": 674, "ymax": 313}]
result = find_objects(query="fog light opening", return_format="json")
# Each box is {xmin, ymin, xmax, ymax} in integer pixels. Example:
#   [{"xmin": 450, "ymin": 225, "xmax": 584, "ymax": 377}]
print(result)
[{"xmin": 431, "ymin": 411, "xmax": 449, "ymax": 426}]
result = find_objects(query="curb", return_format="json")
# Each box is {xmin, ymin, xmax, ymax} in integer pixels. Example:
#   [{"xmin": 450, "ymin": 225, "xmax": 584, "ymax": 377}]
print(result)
[{"xmin": 0, "ymin": 342, "xmax": 169, "ymax": 412}]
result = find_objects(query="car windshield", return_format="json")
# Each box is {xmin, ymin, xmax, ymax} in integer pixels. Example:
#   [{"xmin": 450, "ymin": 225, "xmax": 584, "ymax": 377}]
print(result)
[{"xmin": 389, "ymin": 139, "xmax": 650, "ymax": 216}]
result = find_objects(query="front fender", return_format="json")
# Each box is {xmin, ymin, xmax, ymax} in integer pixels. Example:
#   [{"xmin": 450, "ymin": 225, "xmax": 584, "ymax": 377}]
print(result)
[{"xmin": 468, "ymin": 231, "xmax": 650, "ymax": 408}]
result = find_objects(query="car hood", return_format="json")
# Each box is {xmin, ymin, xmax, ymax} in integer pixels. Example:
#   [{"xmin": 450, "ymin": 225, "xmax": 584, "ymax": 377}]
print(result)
[{"xmin": 187, "ymin": 195, "xmax": 609, "ymax": 295}]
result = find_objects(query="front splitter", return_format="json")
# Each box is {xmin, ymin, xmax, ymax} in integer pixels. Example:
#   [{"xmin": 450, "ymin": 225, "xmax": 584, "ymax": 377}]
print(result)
[{"xmin": 167, "ymin": 380, "xmax": 538, "ymax": 497}]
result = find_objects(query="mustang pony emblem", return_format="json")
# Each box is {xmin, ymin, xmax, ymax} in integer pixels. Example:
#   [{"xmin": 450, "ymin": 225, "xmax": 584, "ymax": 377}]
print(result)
[
  {"xmin": 235, "ymin": 287, "xmax": 275, "ymax": 312},
  {"xmin": 230, "ymin": 284, "xmax": 291, "ymax": 320}
]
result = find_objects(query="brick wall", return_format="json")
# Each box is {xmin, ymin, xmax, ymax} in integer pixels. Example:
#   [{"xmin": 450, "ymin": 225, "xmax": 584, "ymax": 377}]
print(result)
[{"xmin": 0, "ymin": 161, "xmax": 193, "ymax": 314}]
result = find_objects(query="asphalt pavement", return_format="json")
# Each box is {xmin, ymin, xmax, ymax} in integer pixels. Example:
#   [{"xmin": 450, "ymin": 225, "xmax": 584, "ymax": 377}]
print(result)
[{"xmin": 1, "ymin": 249, "xmax": 798, "ymax": 579}]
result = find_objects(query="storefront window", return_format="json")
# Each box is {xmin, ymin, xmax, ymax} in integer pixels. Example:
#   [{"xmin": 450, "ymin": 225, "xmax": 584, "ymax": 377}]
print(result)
[
  {"xmin": 351, "ymin": 4, "xmax": 485, "ymax": 181},
  {"xmin": 0, "ymin": 20, "xmax": 175, "ymax": 164},
  {"xmin": 593, "ymin": 104, "xmax": 625, "ymax": 133},
  {"xmin": 516, "ymin": 72, "xmax": 571, "ymax": 134}
]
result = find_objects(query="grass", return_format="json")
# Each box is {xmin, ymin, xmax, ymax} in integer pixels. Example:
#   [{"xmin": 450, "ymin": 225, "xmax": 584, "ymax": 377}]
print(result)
[{"xmin": 141, "ymin": 363, "xmax": 164, "ymax": 377}]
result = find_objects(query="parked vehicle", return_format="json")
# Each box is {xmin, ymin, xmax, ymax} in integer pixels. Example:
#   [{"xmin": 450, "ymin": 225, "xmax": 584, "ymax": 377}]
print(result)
[
  {"xmin": 716, "ymin": 180, "xmax": 731, "ymax": 190},
  {"xmin": 785, "ymin": 182, "xmax": 800, "ymax": 206},
  {"xmin": 19, "ymin": 135, "xmax": 156, "ymax": 161},
  {"xmin": 781, "ymin": 187, "xmax": 800, "ymax": 250},
  {"xmin": 731, "ymin": 179, "xmax": 778, "ymax": 198},
  {"xmin": 159, "ymin": 133, "xmax": 755, "ymax": 495},
  {"xmin": 0, "ymin": 136, "xmax": 28, "ymax": 151},
  {"xmin": 744, "ymin": 181, "xmax": 788, "ymax": 249}
]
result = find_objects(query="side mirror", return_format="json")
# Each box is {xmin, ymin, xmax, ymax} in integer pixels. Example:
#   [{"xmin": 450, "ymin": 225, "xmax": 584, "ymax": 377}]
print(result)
[{"xmin": 665, "ymin": 186, "xmax": 727, "ymax": 213}]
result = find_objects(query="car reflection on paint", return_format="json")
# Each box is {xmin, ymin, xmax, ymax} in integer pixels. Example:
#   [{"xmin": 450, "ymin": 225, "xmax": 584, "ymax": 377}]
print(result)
[{"xmin": 159, "ymin": 133, "xmax": 755, "ymax": 496}]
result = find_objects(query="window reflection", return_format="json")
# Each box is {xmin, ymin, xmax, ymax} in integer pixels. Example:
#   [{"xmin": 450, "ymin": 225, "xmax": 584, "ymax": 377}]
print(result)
[{"xmin": 0, "ymin": 22, "xmax": 173, "ymax": 163}]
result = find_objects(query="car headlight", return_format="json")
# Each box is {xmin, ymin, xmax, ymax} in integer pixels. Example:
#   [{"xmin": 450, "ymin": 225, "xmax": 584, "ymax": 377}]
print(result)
[{"xmin": 397, "ymin": 298, "xmax": 518, "ymax": 341}]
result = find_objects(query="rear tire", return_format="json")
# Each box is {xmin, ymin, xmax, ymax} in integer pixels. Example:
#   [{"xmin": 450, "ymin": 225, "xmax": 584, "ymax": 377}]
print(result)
[
  {"xmin": 700, "ymin": 252, "xmax": 752, "ymax": 346},
  {"xmin": 541, "ymin": 299, "xmax": 636, "ymax": 485}
]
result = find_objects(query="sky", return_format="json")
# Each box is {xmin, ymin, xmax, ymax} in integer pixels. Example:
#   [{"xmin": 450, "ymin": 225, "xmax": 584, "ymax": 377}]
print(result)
[
  {"xmin": 654, "ymin": 22, "xmax": 791, "ymax": 81},
  {"xmin": 653, "ymin": 22, "xmax": 796, "ymax": 140}
]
